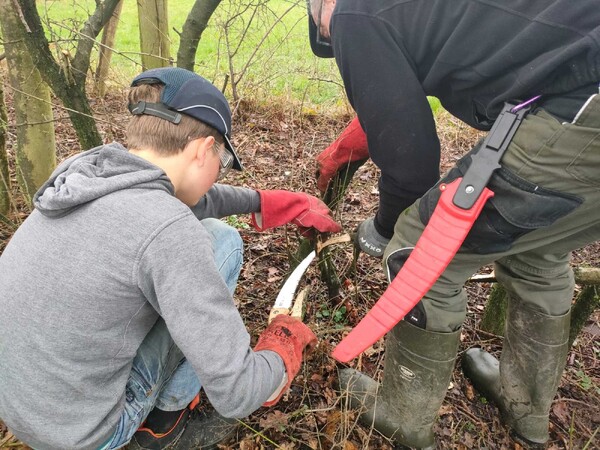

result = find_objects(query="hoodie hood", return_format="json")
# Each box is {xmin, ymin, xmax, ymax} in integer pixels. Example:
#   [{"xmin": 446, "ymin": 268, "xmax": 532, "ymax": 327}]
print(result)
[{"xmin": 34, "ymin": 142, "xmax": 173, "ymax": 218}]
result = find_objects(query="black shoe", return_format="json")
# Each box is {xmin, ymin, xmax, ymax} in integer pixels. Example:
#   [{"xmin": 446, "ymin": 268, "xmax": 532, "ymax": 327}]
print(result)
[
  {"xmin": 129, "ymin": 395, "xmax": 200, "ymax": 450},
  {"xmin": 174, "ymin": 407, "xmax": 238, "ymax": 450}
]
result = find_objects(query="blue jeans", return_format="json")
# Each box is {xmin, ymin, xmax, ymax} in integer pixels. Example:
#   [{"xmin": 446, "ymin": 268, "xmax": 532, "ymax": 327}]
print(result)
[{"xmin": 105, "ymin": 218, "xmax": 243, "ymax": 449}]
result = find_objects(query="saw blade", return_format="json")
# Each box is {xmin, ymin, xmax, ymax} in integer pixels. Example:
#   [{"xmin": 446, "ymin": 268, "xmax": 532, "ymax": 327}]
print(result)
[{"xmin": 273, "ymin": 250, "xmax": 316, "ymax": 310}]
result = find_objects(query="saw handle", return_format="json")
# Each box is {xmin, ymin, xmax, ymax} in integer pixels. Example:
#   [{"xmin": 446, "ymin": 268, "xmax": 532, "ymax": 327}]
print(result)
[
  {"xmin": 268, "ymin": 307, "xmax": 290, "ymax": 324},
  {"xmin": 332, "ymin": 178, "xmax": 494, "ymax": 362},
  {"xmin": 268, "ymin": 287, "xmax": 308, "ymax": 324}
]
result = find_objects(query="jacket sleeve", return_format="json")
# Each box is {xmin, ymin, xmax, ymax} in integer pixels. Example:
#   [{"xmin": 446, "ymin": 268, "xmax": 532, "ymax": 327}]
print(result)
[
  {"xmin": 331, "ymin": 12, "xmax": 441, "ymax": 233},
  {"xmin": 135, "ymin": 212, "xmax": 285, "ymax": 418},
  {"xmin": 190, "ymin": 184, "xmax": 261, "ymax": 220}
]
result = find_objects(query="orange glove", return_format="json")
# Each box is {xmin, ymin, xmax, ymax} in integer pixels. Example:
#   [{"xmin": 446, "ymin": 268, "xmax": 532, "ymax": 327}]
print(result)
[
  {"xmin": 252, "ymin": 190, "xmax": 341, "ymax": 236},
  {"xmin": 316, "ymin": 116, "xmax": 369, "ymax": 193},
  {"xmin": 254, "ymin": 315, "xmax": 317, "ymax": 406}
]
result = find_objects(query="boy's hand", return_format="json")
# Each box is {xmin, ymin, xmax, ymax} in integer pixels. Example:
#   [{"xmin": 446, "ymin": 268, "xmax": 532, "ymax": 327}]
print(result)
[
  {"xmin": 254, "ymin": 315, "xmax": 317, "ymax": 406},
  {"xmin": 316, "ymin": 116, "xmax": 369, "ymax": 193},
  {"xmin": 252, "ymin": 191, "xmax": 341, "ymax": 235}
]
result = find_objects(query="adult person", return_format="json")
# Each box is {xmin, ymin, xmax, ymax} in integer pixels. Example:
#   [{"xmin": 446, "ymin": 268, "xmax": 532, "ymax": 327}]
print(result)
[
  {"xmin": 307, "ymin": 0, "xmax": 600, "ymax": 448},
  {"xmin": 0, "ymin": 67, "xmax": 341, "ymax": 450}
]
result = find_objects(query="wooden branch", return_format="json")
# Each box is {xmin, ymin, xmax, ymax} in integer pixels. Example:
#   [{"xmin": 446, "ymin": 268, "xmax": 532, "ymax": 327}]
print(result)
[
  {"xmin": 177, "ymin": 0, "xmax": 222, "ymax": 71},
  {"xmin": 574, "ymin": 267, "xmax": 600, "ymax": 285},
  {"xmin": 316, "ymin": 159, "xmax": 368, "ymax": 301},
  {"xmin": 468, "ymin": 267, "xmax": 600, "ymax": 285},
  {"xmin": 477, "ymin": 275, "xmax": 599, "ymax": 343},
  {"xmin": 72, "ymin": 0, "xmax": 122, "ymax": 86},
  {"xmin": 15, "ymin": 0, "xmax": 102, "ymax": 148},
  {"xmin": 569, "ymin": 285, "xmax": 599, "ymax": 347},
  {"xmin": 94, "ymin": 0, "xmax": 123, "ymax": 97}
]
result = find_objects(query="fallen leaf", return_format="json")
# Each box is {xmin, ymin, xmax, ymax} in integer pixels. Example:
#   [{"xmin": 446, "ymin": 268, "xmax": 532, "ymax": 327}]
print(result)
[
  {"xmin": 439, "ymin": 404, "xmax": 453, "ymax": 416},
  {"xmin": 552, "ymin": 400, "xmax": 571, "ymax": 426},
  {"xmin": 258, "ymin": 410, "xmax": 289, "ymax": 431},
  {"xmin": 465, "ymin": 383, "xmax": 475, "ymax": 401},
  {"xmin": 462, "ymin": 432, "xmax": 475, "ymax": 448},
  {"xmin": 238, "ymin": 439, "xmax": 256, "ymax": 450},
  {"xmin": 324, "ymin": 410, "xmax": 347, "ymax": 442}
]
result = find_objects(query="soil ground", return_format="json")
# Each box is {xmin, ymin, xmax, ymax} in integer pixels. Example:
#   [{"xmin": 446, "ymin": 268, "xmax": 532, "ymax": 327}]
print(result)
[{"xmin": 0, "ymin": 90, "xmax": 598, "ymax": 450}]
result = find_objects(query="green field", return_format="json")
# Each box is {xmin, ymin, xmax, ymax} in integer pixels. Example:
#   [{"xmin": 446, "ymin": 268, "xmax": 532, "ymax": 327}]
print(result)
[
  {"xmin": 38, "ymin": 0, "xmax": 344, "ymax": 109},
  {"xmin": 37, "ymin": 0, "xmax": 440, "ymax": 113}
]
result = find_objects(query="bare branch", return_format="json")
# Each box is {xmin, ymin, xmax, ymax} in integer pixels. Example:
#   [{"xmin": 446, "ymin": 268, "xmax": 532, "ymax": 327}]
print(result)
[
  {"xmin": 72, "ymin": 0, "xmax": 122, "ymax": 86},
  {"xmin": 177, "ymin": 0, "xmax": 222, "ymax": 71}
]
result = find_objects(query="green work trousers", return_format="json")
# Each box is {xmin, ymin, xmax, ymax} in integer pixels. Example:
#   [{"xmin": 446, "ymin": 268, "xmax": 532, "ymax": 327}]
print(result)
[{"xmin": 385, "ymin": 91, "xmax": 600, "ymax": 332}]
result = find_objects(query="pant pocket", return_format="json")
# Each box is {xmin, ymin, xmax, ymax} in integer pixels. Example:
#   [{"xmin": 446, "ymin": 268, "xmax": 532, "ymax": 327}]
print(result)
[
  {"xmin": 419, "ymin": 148, "xmax": 583, "ymax": 255},
  {"xmin": 565, "ymin": 131, "xmax": 600, "ymax": 187},
  {"xmin": 124, "ymin": 370, "xmax": 151, "ymax": 421}
]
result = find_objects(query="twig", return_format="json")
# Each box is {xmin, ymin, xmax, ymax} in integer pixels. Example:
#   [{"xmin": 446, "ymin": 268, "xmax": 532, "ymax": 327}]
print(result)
[
  {"xmin": 468, "ymin": 267, "xmax": 600, "ymax": 285},
  {"xmin": 0, "ymin": 431, "xmax": 15, "ymax": 447}
]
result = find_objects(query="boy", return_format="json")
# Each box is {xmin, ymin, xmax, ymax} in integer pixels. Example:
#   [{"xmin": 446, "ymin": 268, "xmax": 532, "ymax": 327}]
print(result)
[{"xmin": 0, "ymin": 67, "xmax": 341, "ymax": 450}]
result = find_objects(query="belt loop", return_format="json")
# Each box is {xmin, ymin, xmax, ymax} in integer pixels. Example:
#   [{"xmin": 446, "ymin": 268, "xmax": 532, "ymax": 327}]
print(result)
[{"xmin": 572, "ymin": 93, "xmax": 600, "ymax": 128}]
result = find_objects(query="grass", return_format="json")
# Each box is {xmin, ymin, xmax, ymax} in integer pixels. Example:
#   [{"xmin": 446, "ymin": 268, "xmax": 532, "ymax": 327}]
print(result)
[
  {"xmin": 37, "ymin": 0, "xmax": 345, "ymax": 110},
  {"xmin": 35, "ymin": 0, "xmax": 441, "ymax": 114}
]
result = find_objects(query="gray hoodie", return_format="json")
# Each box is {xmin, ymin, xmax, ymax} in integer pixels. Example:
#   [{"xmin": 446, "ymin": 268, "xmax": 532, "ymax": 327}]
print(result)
[{"xmin": 0, "ymin": 143, "xmax": 285, "ymax": 450}]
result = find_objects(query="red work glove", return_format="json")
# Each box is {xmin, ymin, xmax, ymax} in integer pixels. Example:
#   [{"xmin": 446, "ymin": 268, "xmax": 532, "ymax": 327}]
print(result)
[
  {"xmin": 254, "ymin": 315, "xmax": 318, "ymax": 406},
  {"xmin": 316, "ymin": 116, "xmax": 369, "ymax": 193},
  {"xmin": 252, "ymin": 190, "xmax": 341, "ymax": 236}
]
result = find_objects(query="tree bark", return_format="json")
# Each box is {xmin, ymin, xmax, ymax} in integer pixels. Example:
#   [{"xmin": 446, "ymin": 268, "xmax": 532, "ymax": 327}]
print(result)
[
  {"xmin": 137, "ymin": 0, "xmax": 171, "ymax": 70},
  {"xmin": 479, "ymin": 283, "xmax": 508, "ymax": 336},
  {"xmin": 14, "ymin": 0, "xmax": 121, "ymax": 150},
  {"xmin": 479, "ymin": 281, "xmax": 599, "ymax": 346},
  {"xmin": 1, "ymin": 0, "xmax": 56, "ymax": 205},
  {"xmin": 292, "ymin": 159, "xmax": 368, "ymax": 301},
  {"xmin": 0, "ymin": 76, "xmax": 10, "ymax": 215},
  {"xmin": 95, "ymin": 0, "xmax": 124, "ymax": 97},
  {"xmin": 569, "ymin": 285, "xmax": 599, "ymax": 347},
  {"xmin": 176, "ymin": 0, "xmax": 222, "ymax": 71}
]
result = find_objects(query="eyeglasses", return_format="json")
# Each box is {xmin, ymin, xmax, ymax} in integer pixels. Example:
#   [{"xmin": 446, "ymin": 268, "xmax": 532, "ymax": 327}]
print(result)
[{"xmin": 214, "ymin": 143, "xmax": 234, "ymax": 181}]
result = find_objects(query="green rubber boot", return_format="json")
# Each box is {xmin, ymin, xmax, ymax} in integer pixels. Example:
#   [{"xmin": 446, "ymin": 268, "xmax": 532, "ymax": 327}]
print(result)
[
  {"xmin": 338, "ymin": 320, "xmax": 461, "ymax": 449},
  {"xmin": 462, "ymin": 301, "xmax": 571, "ymax": 447}
]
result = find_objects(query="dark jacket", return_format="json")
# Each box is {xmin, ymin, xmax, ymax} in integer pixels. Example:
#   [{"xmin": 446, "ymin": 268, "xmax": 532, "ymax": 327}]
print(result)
[{"xmin": 331, "ymin": 0, "xmax": 600, "ymax": 235}]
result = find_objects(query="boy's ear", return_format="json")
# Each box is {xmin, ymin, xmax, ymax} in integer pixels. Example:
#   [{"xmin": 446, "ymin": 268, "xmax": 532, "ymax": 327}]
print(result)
[{"xmin": 189, "ymin": 136, "xmax": 215, "ymax": 165}]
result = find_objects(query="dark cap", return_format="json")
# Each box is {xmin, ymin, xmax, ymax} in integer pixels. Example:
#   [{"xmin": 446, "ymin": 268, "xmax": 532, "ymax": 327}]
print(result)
[
  {"xmin": 130, "ymin": 67, "xmax": 242, "ymax": 170},
  {"xmin": 307, "ymin": 2, "xmax": 334, "ymax": 58}
]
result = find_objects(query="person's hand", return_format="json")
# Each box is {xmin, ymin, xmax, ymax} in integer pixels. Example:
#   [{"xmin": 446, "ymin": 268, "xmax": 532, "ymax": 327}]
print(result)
[
  {"xmin": 316, "ymin": 116, "xmax": 369, "ymax": 193},
  {"xmin": 254, "ymin": 315, "xmax": 317, "ymax": 406},
  {"xmin": 252, "ymin": 190, "xmax": 341, "ymax": 236},
  {"xmin": 355, "ymin": 216, "xmax": 390, "ymax": 257}
]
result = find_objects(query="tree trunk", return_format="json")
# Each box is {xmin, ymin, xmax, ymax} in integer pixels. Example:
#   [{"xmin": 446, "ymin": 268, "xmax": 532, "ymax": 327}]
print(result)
[
  {"xmin": 292, "ymin": 159, "xmax": 368, "ymax": 301},
  {"xmin": 317, "ymin": 159, "xmax": 368, "ymax": 299},
  {"xmin": 569, "ymin": 285, "xmax": 599, "ymax": 347},
  {"xmin": 176, "ymin": 0, "xmax": 222, "ymax": 71},
  {"xmin": 138, "ymin": 0, "xmax": 171, "ymax": 70},
  {"xmin": 479, "ymin": 281, "xmax": 599, "ymax": 346},
  {"xmin": 14, "ymin": 0, "xmax": 121, "ymax": 150},
  {"xmin": 479, "ymin": 283, "xmax": 508, "ymax": 336},
  {"xmin": 1, "ymin": 0, "xmax": 56, "ymax": 205},
  {"xmin": 95, "ymin": 0, "xmax": 124, "ymax": 97},
  {"xmin": 0, "ymin": 77, "xmax": 10, "ymax": 215}
]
